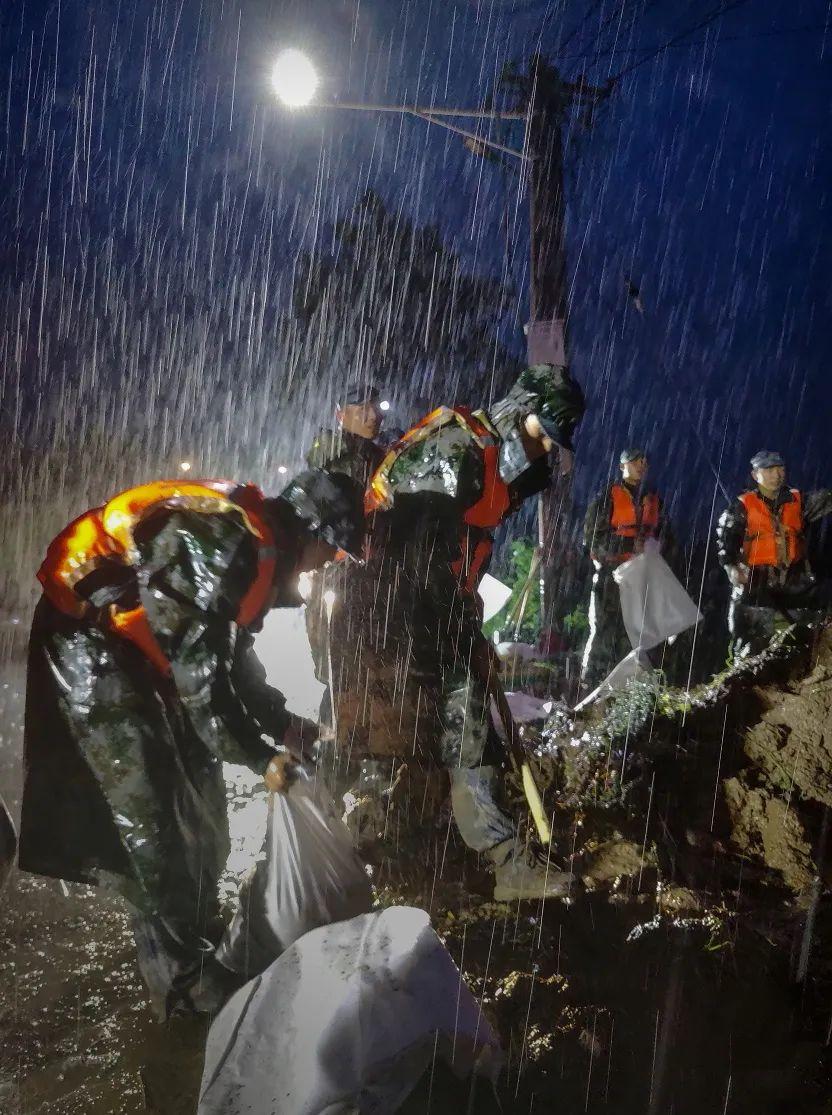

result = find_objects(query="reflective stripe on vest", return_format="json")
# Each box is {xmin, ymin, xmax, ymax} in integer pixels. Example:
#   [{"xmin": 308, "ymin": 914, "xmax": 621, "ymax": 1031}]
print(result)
[
  {"xmin": 365, "ymin": 405, "xmax": 511, "ymax": 526},
  {"xmin": 739, "ymin": 489, "xmax": 804, "ymax": 567},
  {"xmin": 605, "ymin": 485, "xmax": 660, "ymax": 562},
  {"xmin": 365, "ymin": 406, "xmax": 510, "ymax": 593},
  {"xmin": 38, "ymin": 479, "xmax": 276, "ymax": 670}
]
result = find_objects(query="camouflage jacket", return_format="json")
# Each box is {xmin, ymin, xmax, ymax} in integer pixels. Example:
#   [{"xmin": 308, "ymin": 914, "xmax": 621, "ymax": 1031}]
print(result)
[
  {"xmin": 306, "ymin": 428, "xmax": 385, "ymax": 490},
  {"xmin": 19, "ymin": 506, "xmax": 292, "ymax": 905}
]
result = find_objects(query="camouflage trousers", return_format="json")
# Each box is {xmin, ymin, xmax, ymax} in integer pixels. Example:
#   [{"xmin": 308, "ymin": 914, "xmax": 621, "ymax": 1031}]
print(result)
[
  {"xmin": 426, "ymin": 660, "xmax": 514, "ymax": 853},
  {"xmin": 320, "ymin": 553, "xmax": 515, "ymax": 853},
  {"xmin": 580, "ymin": 570, "xmax": 634, "ymax": 691}
]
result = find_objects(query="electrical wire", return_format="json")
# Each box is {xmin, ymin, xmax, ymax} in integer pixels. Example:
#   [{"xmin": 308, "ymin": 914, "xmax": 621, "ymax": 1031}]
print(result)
[
  {"xmin": 567, "ymin": 1, "xmax": 632, "ymax": 63},
  {"xmin": 556, "ymin": 0, "xmax": 608, "ymax": 54},
  {"xmin": 606, "ymin": 0, "xmax": 755, "ymax": 81},
  {"xmin": 561, "ymin": 22, "xmax": 832, "ymax": 63}
]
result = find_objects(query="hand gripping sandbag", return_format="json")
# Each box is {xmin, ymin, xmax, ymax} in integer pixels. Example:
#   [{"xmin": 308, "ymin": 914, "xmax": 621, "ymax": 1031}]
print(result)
[
  {"xmin": 614, "ymin": 545, "xmax": 701, "ymax": 653},
  {"xmin": 217, "ymin": 769, "xmax": 373, "ymax": 977}
]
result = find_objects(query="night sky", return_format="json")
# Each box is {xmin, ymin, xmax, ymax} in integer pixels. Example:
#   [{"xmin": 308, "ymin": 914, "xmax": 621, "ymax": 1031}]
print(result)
[{"xmin": 1, "ymin": 0, "xmax": 830, "ymax": 566}]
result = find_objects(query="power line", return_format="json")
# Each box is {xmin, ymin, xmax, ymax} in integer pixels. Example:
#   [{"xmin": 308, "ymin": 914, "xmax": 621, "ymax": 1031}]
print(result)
[
  {"xmin": 556, "ymin": 0, "xmax": 608, "ymax": 54},
  {"xmin": 562, "ymin": 21, "xmax": 831, "ymax": 63},
  {"xmin": 606, "ymin": 0, "xmax": 755, "ymax": 82},
  {"xmin": 569, "ymin": 1, "xmax": 638, "ymax": 64}
]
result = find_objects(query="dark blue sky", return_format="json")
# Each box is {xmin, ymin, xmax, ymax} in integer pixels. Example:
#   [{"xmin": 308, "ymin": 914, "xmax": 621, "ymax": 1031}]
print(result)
[{"xmin": 1, "ymin": 0, "xmax": 830, "ymax": 550}]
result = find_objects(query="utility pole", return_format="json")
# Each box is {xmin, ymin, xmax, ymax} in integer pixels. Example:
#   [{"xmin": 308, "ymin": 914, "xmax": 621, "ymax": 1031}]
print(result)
[{"xmin": 503, "ymin": 55, "xmax": 610, "ymax": 638}]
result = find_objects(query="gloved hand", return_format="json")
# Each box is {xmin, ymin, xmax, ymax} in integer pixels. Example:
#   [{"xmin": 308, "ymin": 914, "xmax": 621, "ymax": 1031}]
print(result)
[
  {"xmin": 725, "ymin": 563, "xmax": 749, "ymax": 588},
  {"xmin": 264, "ymin": 752, "xmax": 300, "ymax": 793}
]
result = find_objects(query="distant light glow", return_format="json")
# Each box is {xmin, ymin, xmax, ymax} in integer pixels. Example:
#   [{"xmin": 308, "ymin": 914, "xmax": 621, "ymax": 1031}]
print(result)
[
  {"xmin": 278, "ymin": 465, "xmax": 288, "ymax": 474},
  {"xmin": 272, "ymin": 50, "xmax": 319, "ymax": 108},
  {"xmin": 379, "ymin": 400, "xmax": 391, "ymax": 412},
  {"xmin": 179, "ymin": 460, "xmax": 192, "ymax": 472}
]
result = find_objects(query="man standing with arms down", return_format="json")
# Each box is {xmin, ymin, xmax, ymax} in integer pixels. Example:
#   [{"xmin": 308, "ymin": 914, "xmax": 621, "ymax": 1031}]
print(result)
[
  {"xmin": 307, "ymin": 380, "xmax": 387, "ymax": 487},
  {"xmin": 18, "ymin": 469, "xmax": 364, "ymax": 1016},
  {"xmin": 367, "ymin": 364, "xmax": 585, "ymax": 900},
  {"xmin": 581, "ymin": 448, "xmax": 675, "ymax": 690},
  {"xmin": 717, "ymin": 449, "xmax": 832, "ymax": 655}
]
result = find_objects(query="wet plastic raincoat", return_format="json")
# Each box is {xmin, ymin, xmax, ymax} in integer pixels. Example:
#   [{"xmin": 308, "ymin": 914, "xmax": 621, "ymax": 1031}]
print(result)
[{"xmin": 19, "ymin": 504, "xmax": 292, "ymax": 917}]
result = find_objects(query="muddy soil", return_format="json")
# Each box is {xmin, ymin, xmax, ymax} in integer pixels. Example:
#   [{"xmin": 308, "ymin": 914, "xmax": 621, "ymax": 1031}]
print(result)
[{"xmin": 2, "ymin": 628, "xmax": 832, "ymax": 1113}]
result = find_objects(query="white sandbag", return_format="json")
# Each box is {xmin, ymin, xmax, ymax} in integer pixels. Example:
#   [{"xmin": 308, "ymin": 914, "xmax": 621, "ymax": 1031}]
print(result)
[
  {"xmin": 217, "ymin": 769, "xmax": 373, "ymax": 976},
  {"xmin": 573, "ymin": 649, "xmax": 647, "ymax": 711},
  {"xmin": 199, "ymin": 906, "xmax": 502, "ymax": 1115},
  {"xmin": 477, "ymin": 573, "xmax": 512, "ymax": 622},
  {"xmin": 614, "ymin": 546, "xmax": 701, "ymax": 652}
]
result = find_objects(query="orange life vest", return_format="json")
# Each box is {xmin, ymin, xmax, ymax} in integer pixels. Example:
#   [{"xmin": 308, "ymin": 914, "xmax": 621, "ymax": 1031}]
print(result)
[
  {"xmin": 605, "ymin": 484, "xmax": 661, "ymax": 562},
  {"xmin": 365, "ymin": 406, "xmax": 511, "ymax": 592},
  {"xmin": 38, "ymin": 480, "xmax": 277, "ymax": 674},
  {"xmin": 739, "ymin": 489, "xmax": 804, "ymax": 568}
]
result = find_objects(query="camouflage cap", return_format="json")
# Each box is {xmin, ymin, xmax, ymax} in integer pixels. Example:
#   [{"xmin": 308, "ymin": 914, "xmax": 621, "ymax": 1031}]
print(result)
[
  {"xmin": 619, "ymin": 447, "xmax": 647, "ymax": 464},
  {"xmin": 340, "ymin": 380, "xmax": 381, "ymax": 407},
  {"xmin": 512, "ymin": 364, "xmax": 586, "ymax": 451},
  {"xmin": 275, "ymin": 469, "xmax": 365, "ymax": 556},
  {"xmin": 750, "ymin": 450, "xmax": 784, "ymax": 470}
]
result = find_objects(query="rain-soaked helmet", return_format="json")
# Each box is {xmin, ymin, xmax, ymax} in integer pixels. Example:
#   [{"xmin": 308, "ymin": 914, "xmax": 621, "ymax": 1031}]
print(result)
[
  {"xmin": 750, "ymin": 450, "xmax": 784, "ymax": 471},
  {"xmin": 274, "ymin": 468, "xmax": 365, "ymax": 557}
]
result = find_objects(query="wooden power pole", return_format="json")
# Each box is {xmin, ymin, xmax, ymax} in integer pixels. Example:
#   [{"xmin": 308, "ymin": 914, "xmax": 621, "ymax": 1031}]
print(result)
[{"xmin": 504, "ymin": 55, "xmax": 609, "ymax": 636}]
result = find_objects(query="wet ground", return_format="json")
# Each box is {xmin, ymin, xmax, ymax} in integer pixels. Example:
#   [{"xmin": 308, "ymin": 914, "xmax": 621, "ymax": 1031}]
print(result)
[{"xmin": 3, "ymin": 637, "xmax": 832, "ymax": 1114}]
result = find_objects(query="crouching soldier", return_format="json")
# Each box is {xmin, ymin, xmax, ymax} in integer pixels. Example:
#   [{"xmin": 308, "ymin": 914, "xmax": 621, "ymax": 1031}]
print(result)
[
  {"xmin": 18, "ymin": 470, "xmax": 364, "ymax": 1015},
  {"xmin": 366, "ymin": 364, "xmax": 585, "ymax": 900}
]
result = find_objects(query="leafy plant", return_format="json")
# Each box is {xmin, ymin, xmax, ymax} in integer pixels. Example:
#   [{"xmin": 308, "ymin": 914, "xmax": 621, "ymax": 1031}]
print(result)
[{"xmin": 483, "ymin": 537, "xmax": 541, "ymax": 644}]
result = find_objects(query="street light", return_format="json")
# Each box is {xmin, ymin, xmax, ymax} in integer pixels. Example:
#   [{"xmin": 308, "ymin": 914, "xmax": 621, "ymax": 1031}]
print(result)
[
  {"xmin": 270, "ymin": 49, "xmax": 529, "ymax": 160},
  {"xmin": 272, "ymin": 49, "xmax": 319, "ymax": 108}
]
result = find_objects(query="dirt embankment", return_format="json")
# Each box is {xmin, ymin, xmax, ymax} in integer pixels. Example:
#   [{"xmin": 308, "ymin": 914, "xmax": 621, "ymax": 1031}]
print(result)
[{"xmin": 376, "ymin": 626, "xmax": 832, "ymax": 1113}]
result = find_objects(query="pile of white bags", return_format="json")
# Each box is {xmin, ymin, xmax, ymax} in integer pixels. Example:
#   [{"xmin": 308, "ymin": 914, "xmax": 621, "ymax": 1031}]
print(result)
[{"xmin": 199, "ymin": 906, "xmax": 502, "ymax": 1115}]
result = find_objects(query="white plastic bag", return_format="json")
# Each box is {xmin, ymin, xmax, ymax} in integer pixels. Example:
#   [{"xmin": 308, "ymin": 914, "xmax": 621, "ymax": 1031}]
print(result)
[
  {"xmin": 614, "ymin": 545, "xmax": 701, "ymax": 652},
  {"xmin": 477, "ymin": 573, "xmax": 512, "ymax": 622},
  {"xmin": 217, "ymin": 769, "xmax": 373, "ymax": 976},
  {"xmin": 200, "ymin": 907, "xmax": 502, "ymax": 1115}
]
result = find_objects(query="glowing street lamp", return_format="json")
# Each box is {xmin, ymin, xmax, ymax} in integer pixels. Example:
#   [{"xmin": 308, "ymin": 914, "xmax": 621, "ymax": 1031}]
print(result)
[
  {"xmin": 179, "ymin": 460, "xmax": 192, "ymax": 473},
  {"xmin": 272, "ymin": 49, "xmax": 319, "ymax": 108},
  {"xmin": 379, "ymin": 400, "xmax": 390, "ymax": 412}
]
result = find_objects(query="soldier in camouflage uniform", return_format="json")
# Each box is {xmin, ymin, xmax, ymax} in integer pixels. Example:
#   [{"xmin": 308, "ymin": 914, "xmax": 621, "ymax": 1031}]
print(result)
[
  {"xmin": 580, "ymin": 448, "xmax": 676, "ymax": 691},
  {"xmin": 19, "ymin": 469, "xmax": 364, "ymax": 1015},
  {"xmin": 716, "ymin": 449, "xmax": 832, "ymax": 656},
  {"xmin": 304, "ymin": 381, "xmax": 387, "ymax": 745},
  {"xmin": 306, "ymin": 380, "xmax": 387, "ymax": 487},
  {"xmin": 367, "ymin": 364, "xmax": 585, "ymax": 900}
]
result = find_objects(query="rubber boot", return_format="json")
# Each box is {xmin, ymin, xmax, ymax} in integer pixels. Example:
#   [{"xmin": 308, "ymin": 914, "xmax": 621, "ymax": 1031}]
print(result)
[{"xmin": 488, "ymin": 838, "xmax": 573, "ymax": 902}]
